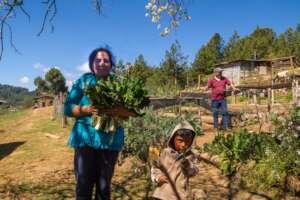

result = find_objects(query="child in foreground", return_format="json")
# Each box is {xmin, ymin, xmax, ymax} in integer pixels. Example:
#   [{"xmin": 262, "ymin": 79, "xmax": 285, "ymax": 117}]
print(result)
[{"xmin": 151, "ymin": 121, "xmax": 199, "ymax": 200}]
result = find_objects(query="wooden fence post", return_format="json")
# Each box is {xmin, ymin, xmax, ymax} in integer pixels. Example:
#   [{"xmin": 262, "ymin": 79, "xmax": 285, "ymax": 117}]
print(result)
[
  {"xmin": 61, "ymin": 92, "xmax": 67, "ymax": 128},
  {"xmin": 231, "ymin": 90, "xmax": 236, "ymax": 104},
  {"xmin": 253, "ymin": 90, "xmax": 257, "ymax": 104},
  {"xmin": 293, "ymin": 79, "xmax": 299, "ymax": 104},
  {"xmin": 271, "ymin": 89, "xmax": 274, "ymax": 105}
]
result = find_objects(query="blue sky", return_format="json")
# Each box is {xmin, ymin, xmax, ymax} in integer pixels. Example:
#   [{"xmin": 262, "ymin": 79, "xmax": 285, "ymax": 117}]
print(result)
[{"xmin": 0, "ymin": 0, "xmax": 299, "ymax": 91}]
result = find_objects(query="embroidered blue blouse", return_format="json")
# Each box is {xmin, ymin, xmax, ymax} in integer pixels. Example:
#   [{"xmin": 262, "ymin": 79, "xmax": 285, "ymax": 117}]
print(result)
[{"xmin": 64, "ymin": 73, "xmax": 124, "ymax": 151}]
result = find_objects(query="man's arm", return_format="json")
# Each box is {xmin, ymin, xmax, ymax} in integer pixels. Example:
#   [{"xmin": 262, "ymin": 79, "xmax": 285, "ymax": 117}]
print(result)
[
  {"xmin": 230, "ymin": 82, "xmax": 237, "ymax": 91},
  {"xmin": 226, "ymin": 78, "xmax": 237, "ymax": 91},
  {"xmin": 202, "ymin": 79, "xmax": 212, "ymax": 91}
]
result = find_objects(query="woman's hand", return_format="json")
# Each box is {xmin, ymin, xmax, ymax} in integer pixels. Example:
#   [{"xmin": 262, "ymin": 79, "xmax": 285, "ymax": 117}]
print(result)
[
  {"xmin": 81, "ymin": 105, "xmax": 95, "ymax": 116},
  {"xmin": 72, "ymin": 105, "xmax": 95, "ymax": 117}
]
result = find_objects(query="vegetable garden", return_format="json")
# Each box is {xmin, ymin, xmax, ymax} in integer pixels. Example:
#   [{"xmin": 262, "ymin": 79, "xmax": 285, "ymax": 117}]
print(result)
[{"xmin": 84, "ymin": 74, "xmax": 300, "ymax": 199}]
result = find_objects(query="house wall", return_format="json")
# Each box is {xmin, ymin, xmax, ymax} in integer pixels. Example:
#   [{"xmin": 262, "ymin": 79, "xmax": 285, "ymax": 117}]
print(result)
[
  {"xmin": 222, "ymin": 65, "xmax": 241, "ymax": 85},
  {"xmin": 218, "ymin": 58, "xmax": 294, "ymax": 86},
  {"xmin": 36, "ymin": 96, "xmax": 54, "ymax": 107}
]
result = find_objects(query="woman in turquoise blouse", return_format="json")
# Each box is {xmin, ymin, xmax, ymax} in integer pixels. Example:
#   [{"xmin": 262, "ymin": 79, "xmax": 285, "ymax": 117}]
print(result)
[{"xmin": 64, "ymin": 47, "xmax": 135, "ymax": 200}]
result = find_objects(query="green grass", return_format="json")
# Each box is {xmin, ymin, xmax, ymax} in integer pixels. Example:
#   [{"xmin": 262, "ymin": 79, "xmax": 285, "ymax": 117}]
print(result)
[
  {"xmin": 0, "ymin": 181, "xmax": 75, "ymax": 200},
  {"xmin": 0, "ymin": 109, "xmax": 28, "ymax": 128}
]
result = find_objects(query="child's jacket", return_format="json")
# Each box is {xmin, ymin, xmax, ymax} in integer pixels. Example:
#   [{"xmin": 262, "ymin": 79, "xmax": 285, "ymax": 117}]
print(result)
[{"xmin": 151, "ymin": 121, "xmax": 199, "ymax": 200}]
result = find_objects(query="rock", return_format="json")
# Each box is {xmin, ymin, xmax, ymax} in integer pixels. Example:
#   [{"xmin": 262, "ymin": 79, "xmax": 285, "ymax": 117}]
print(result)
[
  {"xmin": 210, "ymin": 155, "xmax": 221, "ymax": 164},
  {"xmin": 287, "ymin": 175, "xmax": 300, "ymax": 194},
  {"xmin": 218, "ymin": 179, "xmax": 229, "ymax": 188},
  {"xmin": 45, "ymin": 133, "xmax": 60, "ymax": 139},
  {"xmin": 199, "ymin": 152, "xmax": 211, "ymax": 160}
]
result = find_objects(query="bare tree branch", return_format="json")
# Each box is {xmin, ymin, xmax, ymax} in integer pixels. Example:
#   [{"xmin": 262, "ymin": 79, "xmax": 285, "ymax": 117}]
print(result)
[
  {"xmin": 37, "ymin": 0, "xmax": 57, "ymax": 36},
  {"xmin": 0, "ymin": 1, "xmax": 15, "ymax": 60},
  {"xmin": 0, "ymin": 0, "xmax": 189, "ymax": 61},
  {"xmin": 5, "ymin": 22, "xmax": 21, "ymax": 55},
  {"xmin": 0, "ymin": 0, "xmax": 30, "ymax": 60},
  {"xmin": 19, "ymin": 5, "xmax": 30, "ymax": 22},
  {"xmin": 93, "ymin": 0, "xmax": 103, "ymax": 15}
]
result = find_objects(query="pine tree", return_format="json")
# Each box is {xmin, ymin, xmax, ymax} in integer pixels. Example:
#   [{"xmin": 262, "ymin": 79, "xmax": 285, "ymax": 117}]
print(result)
[
  {"xmin": 160, "ymin": 40, "xmax": 188, "ymax": 89},
  {"xmin": 224, "ymin": 31, "xmax": 240, "ymax": 61},
  {"xmin": 130, "ymin": 54, "xmax": 150, "ymax": 83},
  {"xmin": 192, "ymin": 33, "xmax": 224, "ymax": 76}
]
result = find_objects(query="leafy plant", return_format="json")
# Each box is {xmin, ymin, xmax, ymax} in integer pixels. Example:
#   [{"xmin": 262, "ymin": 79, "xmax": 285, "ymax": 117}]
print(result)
[
  {"xmin": 205, "ymin": 108, "xmax": 300, "ymax": 194},
  {"xmin": 123, "ymin": 108, "xmax": 202, "ymax": 162},
  {"xmin": 204, "ymin": 129, "xmax": 275, "ymax": 176},
  {"xmin": 244, "ymin": 108, "xmax": 300, "ymax": 190}
]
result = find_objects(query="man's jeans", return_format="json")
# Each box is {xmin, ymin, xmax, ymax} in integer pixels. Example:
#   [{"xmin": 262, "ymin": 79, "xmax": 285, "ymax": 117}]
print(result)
[
  {"xmin": 74, "ymin": 147, "xmax": 119, "ymax": 200},
  {"xmin": 211, "ymin": 99, "xmax": 229, "ymax": 129}
]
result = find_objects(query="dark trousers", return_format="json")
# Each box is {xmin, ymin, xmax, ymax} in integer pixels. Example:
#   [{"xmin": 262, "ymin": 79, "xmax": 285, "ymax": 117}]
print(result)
[
  {"xmin": 211, "ymin": 99, "xmax": 229, "ymax": 129},
  {"xmin": 74, "ymin": 147, "xmax": 119, "ymax": 200}
]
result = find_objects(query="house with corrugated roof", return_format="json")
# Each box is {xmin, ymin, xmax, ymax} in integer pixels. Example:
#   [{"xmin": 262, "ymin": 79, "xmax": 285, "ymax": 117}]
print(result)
[{"xmin": 214, "ymin": 56, "xmax": 297, "ymax": 86}]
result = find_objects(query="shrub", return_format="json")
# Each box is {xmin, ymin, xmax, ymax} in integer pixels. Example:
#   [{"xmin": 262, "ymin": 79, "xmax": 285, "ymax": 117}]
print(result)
[{"xmin": 123, "ymin": 108, "xmax": 202, "ymax": 162}]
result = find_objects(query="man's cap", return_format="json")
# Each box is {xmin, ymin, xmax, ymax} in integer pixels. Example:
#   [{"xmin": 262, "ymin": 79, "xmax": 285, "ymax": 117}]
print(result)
[{"xmin": 214, "ymin": 67, "xmax": 223, "ymax": 73}]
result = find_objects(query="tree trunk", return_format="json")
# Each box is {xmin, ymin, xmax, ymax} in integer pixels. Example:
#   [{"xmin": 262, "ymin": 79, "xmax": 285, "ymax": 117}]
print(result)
[{"xmin": 51, "ymin": 95, "xmax": 58, "ymax": 120}]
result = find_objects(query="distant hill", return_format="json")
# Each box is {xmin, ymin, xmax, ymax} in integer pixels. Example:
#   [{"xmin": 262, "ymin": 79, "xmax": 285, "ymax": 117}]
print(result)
[{"xmin": 0, "ymin": 84, "xmax": 35, "ymax": 107}]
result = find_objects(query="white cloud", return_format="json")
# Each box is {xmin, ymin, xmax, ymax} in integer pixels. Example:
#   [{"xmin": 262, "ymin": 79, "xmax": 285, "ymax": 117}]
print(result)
[
  {"xmin": 66, "ymin": 80, "xmax": 74, "ymax": 89},
  {"xmin": 20, "ymin": 76, "xmax": 30, "ymax": 84},
  {"xmin": 77, "ymin": 62, "xmax": 90, "ymax": 73},
  {"xmin": 65, "ymin": 71, "xmax": 76, "ymax": 78},
  {"xmin": 43, "ymin": 67, "xmax": 50, "ymax": 73},
  {"xmin": 53, "ymin": 66, "xmax": 60, "ymax": 70},
  {"xmin": 33, "ymin": 63, "xmax": 44, "ymax": 69}
]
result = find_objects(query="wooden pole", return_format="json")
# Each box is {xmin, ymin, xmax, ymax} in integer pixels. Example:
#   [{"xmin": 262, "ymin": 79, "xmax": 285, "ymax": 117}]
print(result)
[
  {"xmin": 271, "ymin": 88, "xmax": 274, "ymax": 105},
  {"xmin": 268, "ymin": 88, "xmax": 271, "ymax": 105},
  {"xmin": 253, "ymin": 90, "xmax": 257, "ymax": 104},
  {"xmin": 62, "ymin": 92, "xmax": 67, "ymax": 128},
  {"xmin": 293, "ymin": 79, "xmax": 299, "ymax": 104},
  {"xmin": 231, "ymin": 90, "xmax": 236, "ymax": 104},
  {"xmin": 198, "ymin": 74, "xmax": 201, "ymax": 88},
  {"xmin": 51, "ymin": 95, "xmax": 58, "ymax": 120},
  {"xmin": 186, "ymin": 74, "xmax": 189, "ymax": 90},
  {"xmin": 247, "ymin": 91, "xmax": 251, "ymax": 104}
]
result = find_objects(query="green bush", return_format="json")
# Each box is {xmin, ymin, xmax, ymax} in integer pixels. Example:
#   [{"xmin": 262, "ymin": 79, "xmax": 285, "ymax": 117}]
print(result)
[
  {"xmin": 243, "ymin": 108, "xmax": 300, "ymax": 190},
  {"xmin": 204, "ymin": 108, "xmax": 300, "ymax": 193},
  {"xmin": 123, "ymin": 108, "xmax": 202, "ymax": 162},
  {"xmin": 204, "ymin": 129, "xmax": 275, "ymax": 176},
  {"xmin": 238, "ymin": 95, "xmax": 248, "ymax": 103}
]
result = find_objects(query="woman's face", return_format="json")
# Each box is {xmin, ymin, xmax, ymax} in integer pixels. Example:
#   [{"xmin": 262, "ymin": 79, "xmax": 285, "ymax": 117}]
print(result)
[{"xmin": 92, "ymin": 51, "xmax": 112, "ymax": 78}]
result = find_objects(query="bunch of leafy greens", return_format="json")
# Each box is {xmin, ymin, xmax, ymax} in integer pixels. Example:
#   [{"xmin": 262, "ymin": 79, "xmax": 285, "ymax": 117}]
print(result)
[
  {"xmin": 85, "ymin": 75, "xmax": 150, "ymax": 115},
  {"xmin": 85, "ymin": 75, "xmax": 149, "ymax": 134}
]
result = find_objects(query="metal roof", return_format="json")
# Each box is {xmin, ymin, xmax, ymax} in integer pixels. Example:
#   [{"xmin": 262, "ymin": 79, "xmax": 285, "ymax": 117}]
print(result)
[
  {"xmin": 214, "ymin": 56, "xmax": 295, "ymax": 67},
  {"xmin": 0, "ymin": 100, "xmax": 8, "ymax": 104}
]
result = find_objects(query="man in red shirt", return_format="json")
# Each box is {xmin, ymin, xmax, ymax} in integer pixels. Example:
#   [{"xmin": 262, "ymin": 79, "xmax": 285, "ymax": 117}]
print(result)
[{"xmin": 205, "ymin": 67, "xmax": 236, "ymax": 130}]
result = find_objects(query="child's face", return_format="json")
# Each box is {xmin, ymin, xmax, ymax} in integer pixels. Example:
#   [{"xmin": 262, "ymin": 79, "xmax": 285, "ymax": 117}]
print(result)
[{"xmin": 174, "ymin": 134, "xmax": 193, "ymax": 152}]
